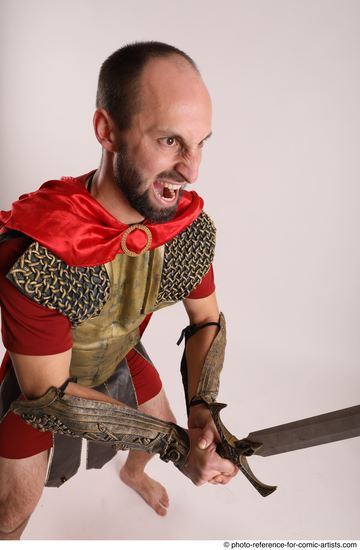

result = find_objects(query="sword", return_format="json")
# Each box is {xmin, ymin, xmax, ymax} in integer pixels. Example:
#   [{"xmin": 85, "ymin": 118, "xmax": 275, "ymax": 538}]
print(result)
[{"xmin": 208, "ymin": 402, "xmax": 360, "ymax": 497}]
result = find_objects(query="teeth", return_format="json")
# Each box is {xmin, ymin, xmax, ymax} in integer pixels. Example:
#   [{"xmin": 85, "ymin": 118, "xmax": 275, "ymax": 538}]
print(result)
[
  {"xmin": 163, "ymin": 182, "xmax": 181, "ymax": 190},
  {"xmin": 153, "ymin": 180, "xmax": 181, "ymax": 203}
]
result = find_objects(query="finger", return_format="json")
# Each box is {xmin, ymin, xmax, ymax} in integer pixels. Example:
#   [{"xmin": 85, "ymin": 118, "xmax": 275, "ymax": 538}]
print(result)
[
  {"xmin": 221, "ymin": 465, "xmax": 238, "ymax": 478},
  {"xmin": 212, "ymin": 475, "xmax": 224, "ymax": 484},
  {"xmin": 212, "ymin": 471, "xmax": 236, "ymax": 485},
  {"xmin": 221, "ymin": 475, "xmax": 235, "ymax": 485},
  {"xmin": 210, "ymin": 475, "xmax": 234, "ymax": 485},
  {"xmin": 208, "ymin": 472, "xmax": 223, "ymax": 484},
  {"xmin": 198, "ymin": 427, "xmax": 216, "ymax": 450},
  {"xmin": 214, "ymin": 457, "xmax": 238, "ymax": 476},
  {"xmin": 218, "ymin": 472, "xmax": 236, "ymax": 485}
]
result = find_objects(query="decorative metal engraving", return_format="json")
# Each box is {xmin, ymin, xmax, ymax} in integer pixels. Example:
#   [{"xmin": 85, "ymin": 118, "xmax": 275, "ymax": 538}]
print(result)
[
  {"xmin": 208, "ymin": 402, "xmax": 277, "ymax": 497},
  {"xmin": 11, "ymin": 387, "xmax": 190, "ymax": 472},
  {"xmin": 20, "ymin": 412, "xmax": 77, "ymax": 437},
  {"xmin": 120, "ymin": 224, "xmax": 153, "ymax": 257},
  {"xmin": 155, "ymin": 211, "xmax": 216, "ymax": 306},
  {"xmin": 6, "ymin": 241, "xmax": 110, "ymax": 326},
  {"xmin": 194, "ymin": 312, "xmax": 226, "ymax": 405}
]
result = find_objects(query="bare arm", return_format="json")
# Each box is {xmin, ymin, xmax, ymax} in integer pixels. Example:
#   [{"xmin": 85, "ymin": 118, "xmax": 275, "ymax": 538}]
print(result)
[
  {"xmin": 183, "ymin": 291, "xmax": 220, "ymax": 402},
  {"xmin": 9, "ymin": 349, "xmax": 127, "ymax": 406}
]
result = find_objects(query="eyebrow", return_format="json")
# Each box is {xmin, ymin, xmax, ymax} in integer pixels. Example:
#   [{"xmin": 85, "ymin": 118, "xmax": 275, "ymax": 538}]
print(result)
[{"xmin": 202, "ymin": 131, "xmax": 213, "ymax": 143}]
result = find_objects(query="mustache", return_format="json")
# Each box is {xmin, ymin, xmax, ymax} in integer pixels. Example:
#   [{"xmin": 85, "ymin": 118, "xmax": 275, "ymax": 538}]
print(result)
[{"xmin": 156, "ymin": 171, "xmax": 187, "ymax": 184}]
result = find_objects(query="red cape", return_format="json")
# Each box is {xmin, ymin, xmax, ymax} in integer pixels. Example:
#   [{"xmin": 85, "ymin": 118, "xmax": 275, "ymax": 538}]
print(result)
[{"xmin": 0, "ymin": 171, "xmax": 204, "ymax": 266}]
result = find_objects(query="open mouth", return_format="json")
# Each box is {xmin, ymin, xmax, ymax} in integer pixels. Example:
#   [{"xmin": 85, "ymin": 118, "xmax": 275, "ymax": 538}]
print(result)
[{"xmin": 152, "ymin": 180, "xmax": 183, "ymax": 204}]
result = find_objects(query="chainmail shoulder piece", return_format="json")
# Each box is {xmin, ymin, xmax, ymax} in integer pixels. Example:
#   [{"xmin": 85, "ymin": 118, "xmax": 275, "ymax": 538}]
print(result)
[
  {"xmin": 6, "ymin": 241, "xmax": 110, "ymax": 326},
  {"xmin": 155, "ymin": 211, "xmax": 216, "ymax": 306}
]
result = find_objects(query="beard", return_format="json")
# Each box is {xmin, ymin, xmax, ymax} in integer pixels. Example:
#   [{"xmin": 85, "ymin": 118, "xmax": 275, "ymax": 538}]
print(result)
[{"xmin": 114, "ymin": 144, "xmax": 183, "ymax": 223}]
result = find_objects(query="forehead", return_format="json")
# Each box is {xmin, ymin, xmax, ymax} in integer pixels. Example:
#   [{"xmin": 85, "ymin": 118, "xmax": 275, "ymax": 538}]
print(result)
[{"xmin": 134, "ymin": 56, "xmax": 212, "ymax": 138}]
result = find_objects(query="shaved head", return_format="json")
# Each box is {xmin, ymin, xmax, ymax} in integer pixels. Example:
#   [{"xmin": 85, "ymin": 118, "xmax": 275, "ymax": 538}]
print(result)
[{"xmin": 96, "ymin": 41, "xmax": 200, "ymax": 131}]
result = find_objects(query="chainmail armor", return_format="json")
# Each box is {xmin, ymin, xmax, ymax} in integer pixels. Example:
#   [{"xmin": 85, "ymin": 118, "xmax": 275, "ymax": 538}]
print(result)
[
  {"xmin": 6, "ymin": 211, "xmax": 215, "ymax": 325},
  {"xmin": 6, "ymin": 241, "xmax": 110, "ymax": 326},
  {"xmin": 155, "ymin": 211, "xmax": 216, "ymax": 306}
]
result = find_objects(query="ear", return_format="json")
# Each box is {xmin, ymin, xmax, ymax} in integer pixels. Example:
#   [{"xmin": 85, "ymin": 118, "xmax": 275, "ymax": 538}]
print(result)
[{"xmin": 93, "ymin": 109, "xmax": 119, "ymax": 152}]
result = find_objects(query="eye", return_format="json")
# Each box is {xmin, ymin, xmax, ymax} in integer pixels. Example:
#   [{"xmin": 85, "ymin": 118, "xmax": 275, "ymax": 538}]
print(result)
[{"xmin": 161, "ymin": 136, "xmax": 177, "ymax": 147}]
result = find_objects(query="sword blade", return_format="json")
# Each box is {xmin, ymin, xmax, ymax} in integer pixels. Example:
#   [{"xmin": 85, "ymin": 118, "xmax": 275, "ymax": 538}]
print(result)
[{"xmin": 247, "ymin": 405, "xmax": 360, "ymax": 457}]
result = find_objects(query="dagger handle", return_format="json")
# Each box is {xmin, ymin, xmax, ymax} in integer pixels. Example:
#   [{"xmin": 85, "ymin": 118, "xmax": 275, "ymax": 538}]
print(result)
[{"xmin": 208, "ymin": 402, "xmax": 277, "ymax": 497}]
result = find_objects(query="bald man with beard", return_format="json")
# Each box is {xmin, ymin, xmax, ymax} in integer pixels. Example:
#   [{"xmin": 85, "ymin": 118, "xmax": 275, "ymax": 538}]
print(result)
[{"xmin": 0, "ymin": 42, "xmax": 237, "ymax": 539}]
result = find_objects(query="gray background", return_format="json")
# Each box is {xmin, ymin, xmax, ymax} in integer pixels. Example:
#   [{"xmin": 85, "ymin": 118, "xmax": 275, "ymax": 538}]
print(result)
[{"xmin": 1, "ymin": 0, "xmax": 359, "ymax": 540}]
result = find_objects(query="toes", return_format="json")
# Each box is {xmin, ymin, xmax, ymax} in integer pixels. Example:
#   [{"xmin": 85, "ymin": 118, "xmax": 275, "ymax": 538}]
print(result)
[
  {"xmin": 119, "ymin": 471, "xmax": 170, "ymax": 515},
  {"xmin": 155, "ymin": 502, "xmax": 168, "ymax": 516},
  {"xmin": 160, "ymin": 492, "xmax": 170, "ymax": 508}
]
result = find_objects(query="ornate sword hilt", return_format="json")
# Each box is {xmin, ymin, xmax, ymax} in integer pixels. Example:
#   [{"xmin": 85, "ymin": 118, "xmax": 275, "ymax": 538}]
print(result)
[{"xmin": 207, "ymin": 402, "xmax": 277, "ymax": 497}]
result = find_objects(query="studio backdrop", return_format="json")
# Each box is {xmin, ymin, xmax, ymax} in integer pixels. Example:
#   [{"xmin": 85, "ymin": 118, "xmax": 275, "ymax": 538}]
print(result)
[{"xmin": 1, "ymin": 0, "xmax": 359, "ymax": 540}]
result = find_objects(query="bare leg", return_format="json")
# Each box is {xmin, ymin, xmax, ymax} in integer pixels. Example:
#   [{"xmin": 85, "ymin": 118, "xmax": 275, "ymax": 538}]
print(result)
[
  {"xmin": 0, "ymin": 450, "xmax": 48, "ymax": 540},
  {"xmin": 119, "ymin": 388, "xmax": 176, "ymax": 516}
]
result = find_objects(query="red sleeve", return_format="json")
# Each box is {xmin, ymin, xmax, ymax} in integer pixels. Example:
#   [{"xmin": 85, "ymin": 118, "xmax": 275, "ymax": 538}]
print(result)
[
  {"xmin": 186, "ymin": 264, "xmax": 215, "ymax": 299},
  {"xmin": 0, "ymin": 236, "xmax": 72, "ymax": 355}
]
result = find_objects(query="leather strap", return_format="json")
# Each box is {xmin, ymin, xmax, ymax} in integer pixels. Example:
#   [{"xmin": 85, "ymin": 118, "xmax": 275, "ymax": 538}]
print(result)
[{"xmin": 176, "ymin": 321, "xmax": 220, "ymax": 346}]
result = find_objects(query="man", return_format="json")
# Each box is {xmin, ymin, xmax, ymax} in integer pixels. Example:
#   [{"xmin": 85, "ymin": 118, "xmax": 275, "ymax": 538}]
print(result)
[{"xmin": 0, "ymin": 42, "xmax": 237, "ymax": 540}]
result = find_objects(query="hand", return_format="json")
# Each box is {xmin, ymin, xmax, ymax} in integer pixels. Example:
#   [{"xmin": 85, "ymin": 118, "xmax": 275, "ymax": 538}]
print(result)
[
  {"xmin": 188, "ymin": 402, "xmax": 220, "ymax": 449},
  {"xmin": 182, "ymin": 427, "xmax": 237, "ymax": 486},
  {"xmin": 186, "ymin": 403, "xmax": 238, "ymax": 486}
]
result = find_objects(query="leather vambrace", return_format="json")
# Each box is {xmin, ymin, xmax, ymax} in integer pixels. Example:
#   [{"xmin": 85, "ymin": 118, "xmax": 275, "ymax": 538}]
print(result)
[
  {"xmin": 177, "ymin": 312, "xmax": 226, "ymax": 413},
  {"xmin": 10, "ymin": 387, "xmax": 190, "ymax": 472}
]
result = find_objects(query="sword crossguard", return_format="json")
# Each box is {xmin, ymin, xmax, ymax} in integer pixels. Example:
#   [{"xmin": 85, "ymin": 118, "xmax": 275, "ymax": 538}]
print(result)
[{"xmin": 207, "ymin": 402, "xmax": 277, "ymax": 497}]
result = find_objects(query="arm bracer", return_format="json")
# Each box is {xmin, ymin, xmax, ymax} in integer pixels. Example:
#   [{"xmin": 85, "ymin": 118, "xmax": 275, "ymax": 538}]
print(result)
[
  {"xmin": 11, "ymin": 387, "xmax": 190, "ymax": 471},
  {"xmin": 178, "ymin": 312, "xmax": 226, "ymax": 412}
]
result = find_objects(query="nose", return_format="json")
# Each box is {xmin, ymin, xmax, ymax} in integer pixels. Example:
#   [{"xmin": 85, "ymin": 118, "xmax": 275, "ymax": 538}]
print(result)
[{"xmin": 174, "ymin": 150, "xmax": 201, "ymax": 184}]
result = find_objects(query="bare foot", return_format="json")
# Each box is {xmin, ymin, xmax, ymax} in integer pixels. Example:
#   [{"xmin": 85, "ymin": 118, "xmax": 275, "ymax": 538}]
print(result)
[{"xmin": 119, "ymin": 467, "xmax": 170, "ymax": 516}]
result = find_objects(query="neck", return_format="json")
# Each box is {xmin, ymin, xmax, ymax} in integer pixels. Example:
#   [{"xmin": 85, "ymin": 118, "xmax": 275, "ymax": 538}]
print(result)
[{"xmin": 91, "ymin": 156, "xmax": 144, "ymax": 225}]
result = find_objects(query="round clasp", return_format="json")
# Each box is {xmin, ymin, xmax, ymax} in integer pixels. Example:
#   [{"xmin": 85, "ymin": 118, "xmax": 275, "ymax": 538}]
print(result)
[{"xmin": 120, "ymin": 224, "xmax": 153, "ymax": 257}]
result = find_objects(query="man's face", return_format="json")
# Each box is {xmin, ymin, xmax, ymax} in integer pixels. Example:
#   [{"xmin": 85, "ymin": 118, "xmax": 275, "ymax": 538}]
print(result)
[
  {"xmin": 113, "ymin": 56, "xmax": 212, "ymax": 223},
  {"xmin": 114, "ymin": 142, "xmax": 186, "ymax": 223}
]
